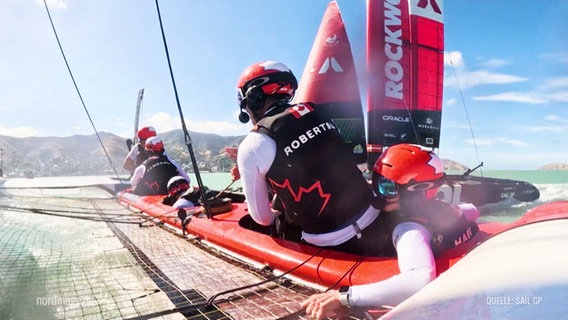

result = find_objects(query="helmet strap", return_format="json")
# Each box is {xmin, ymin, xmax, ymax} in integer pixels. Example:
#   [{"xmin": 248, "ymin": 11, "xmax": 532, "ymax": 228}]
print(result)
[{"xmin": 265, "ymin": 101, "xmax": 289, "ymax": 117}]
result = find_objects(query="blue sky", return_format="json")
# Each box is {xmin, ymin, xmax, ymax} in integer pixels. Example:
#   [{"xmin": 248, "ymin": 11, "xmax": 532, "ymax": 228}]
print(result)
[{"xmin": 1, "ymin": 0, "xmax": 567, "ymax": 170}]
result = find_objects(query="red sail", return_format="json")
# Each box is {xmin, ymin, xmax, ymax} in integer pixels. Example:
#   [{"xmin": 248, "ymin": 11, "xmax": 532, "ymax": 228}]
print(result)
[
  {"xmin": 294, "ymin": 1, "xmax": 367, "ymax": 163},
  {"xmin": 366, "ymin": 0, "xmax": 444, "ymax": 159}
]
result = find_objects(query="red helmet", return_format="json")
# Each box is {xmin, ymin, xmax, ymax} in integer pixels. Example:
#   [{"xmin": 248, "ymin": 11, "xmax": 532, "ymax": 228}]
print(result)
[
  {"xmin": 236, "ymin": 61, "xmax": 298, "ymax": 112},
  {"xmin": 373, "ymin": 144, "xmax": 444, "ymax": 193},
  {"xmin": 167, "ymin": 176, "xmax": 190, "ymax": 198},
  {"xmin": 144, "ymin": 136, "xmax": 164, "ymax": 152},
  {"xmin": 137, "ymin": 126, "xmax": 156, "ymax": 140}
]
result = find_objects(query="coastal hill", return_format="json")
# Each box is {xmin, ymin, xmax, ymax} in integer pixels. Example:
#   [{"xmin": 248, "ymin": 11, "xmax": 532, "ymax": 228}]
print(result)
[
  {"xmin": 0, "ymin": 130, "xmax": 243, "ymax": 177},
  {"xmin": 442, "ymin": 159, "xmax": 469, "ymax": 172},
  {"xmin": 538, "ymin": 163, "xmax": 568, "ymax": 170},
  {"xmin": 0, "ymin": 131, "xmax": 566, "ymax": 177}
]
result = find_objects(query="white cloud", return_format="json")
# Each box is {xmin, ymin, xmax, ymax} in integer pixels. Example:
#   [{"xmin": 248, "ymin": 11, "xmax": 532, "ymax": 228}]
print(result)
[
  {"xmin": 520, "ymin": 125, "xmax": 566, "ymax": 133},
  {"xmin": 143, "ymin": 112, "xmax": 183, "ymax": 134},
  {"xmin": 143, "ymin": 112, "xmax": 247, "ymax": 136},
  {"xmin": 547, "ymin": 90, "xmax": 568, "ymax": 102},
  {"xmin": 469, "ymin": 77, "xmax": 568, "ymax": 104},
  {"xmin": 538, "ymin": 77, "xmax": 568, "ymax": 89},
  {"xmin": 472, "ymin": 92, "xmax": 547, "ymax": 104},
  {"xmin": 445, "ymin": 53, "xmax": 567, "ymax": 105},
  {"xmin": 520, "ymin": 115, "xmax": 568, "ymax": 133},
  {"xmin": 476, "ymin": 58, "xmax": 510, "ymax": 69},
  {"xmin": 444, "ymin": 51, "xmax": 464, "ymax": 68},
  {"xmin": 444, "ymin": 51, "xmax": 527, "ymax": 89},
  {"xmin": 545, "ymin": 115, "xmax": 568, "ymax": 124},
  {"xmin": 446, "ymin": 70, "xmax": 527, "ymax": 89},
  {"xmin": 530, "ymin": 77, "xmax": 568, "ymax": 102},
  {"xmin": 445, "ymin": 98, "xmax": 457, "ymax": 106},
  {"xmin": 190, "ymin": 120, "xmax": 246, "ymax": 136},
  {"xmin": 0, "ymin": 126, "xmax": 40, "ymax": 138}
]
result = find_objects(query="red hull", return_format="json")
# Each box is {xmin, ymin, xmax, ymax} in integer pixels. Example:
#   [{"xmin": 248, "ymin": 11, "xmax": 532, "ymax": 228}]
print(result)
[{"xmin": 117, "ymin": 192, "xmax": 567, "ymax": 289}]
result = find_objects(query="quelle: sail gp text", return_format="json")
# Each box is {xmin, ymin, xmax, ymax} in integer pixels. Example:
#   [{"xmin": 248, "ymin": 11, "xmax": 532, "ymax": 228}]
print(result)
[{"xmin": 486, "ymin": 296, "xmax": 543, "ymax": 305}]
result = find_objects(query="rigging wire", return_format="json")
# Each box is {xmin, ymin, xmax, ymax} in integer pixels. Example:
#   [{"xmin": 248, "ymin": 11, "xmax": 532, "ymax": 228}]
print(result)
[
  {"xmin": 153, "ymin": 0, "xmax": 211, "ymax": 217},
  {"xmin": 445, "ymin": 52, "xmax": 483, "ymax": 175},
  {"xmin": 42, "ymin": 0, "xmax": 125, "ymax": 184},
  {"xmin": 0, "ymin": 203, "xmax": 144, "ymax": 224},
  {"xmin": 440, "ymin": 21, "xmax": 483, "ymax": 175}
]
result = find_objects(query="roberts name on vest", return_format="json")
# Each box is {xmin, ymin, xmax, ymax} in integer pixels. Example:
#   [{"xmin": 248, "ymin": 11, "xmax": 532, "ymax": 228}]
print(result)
[
  {"xmin": 147, "ymin": 160, "xmax": 172, "ymax": 170},
  {"xmin": 284, "ymin": 122, "xmax": 337, "ymax": 156}
]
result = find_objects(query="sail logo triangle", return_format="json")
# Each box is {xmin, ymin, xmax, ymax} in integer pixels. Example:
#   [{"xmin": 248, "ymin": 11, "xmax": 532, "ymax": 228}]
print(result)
[
  {"xmin": 317, "ymin": 57, "xmax": 344, "ymax": 74},
  {"xmin": 411, "ymin": 0, "xmax": 443, "ymax": 22}
]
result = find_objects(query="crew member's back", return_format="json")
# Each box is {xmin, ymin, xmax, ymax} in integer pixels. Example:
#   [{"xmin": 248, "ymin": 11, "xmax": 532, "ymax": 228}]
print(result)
[{"xmin": 130, "ymin": 137, "xmax": 187, "ymax": 196}]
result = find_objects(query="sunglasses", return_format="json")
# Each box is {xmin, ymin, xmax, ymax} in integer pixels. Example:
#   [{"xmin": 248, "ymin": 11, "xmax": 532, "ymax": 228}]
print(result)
[
  {"xmin": 169, "ymin": 182, "xmax": 189, "ymax": 198},
  {"xmin": 376, "ymin": 176, "xmax": 399, "ymax": 199}
]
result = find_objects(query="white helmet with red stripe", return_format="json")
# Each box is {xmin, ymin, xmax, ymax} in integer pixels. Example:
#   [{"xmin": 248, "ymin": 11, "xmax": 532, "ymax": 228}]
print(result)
[
  {"xmin": 144, "ymin": 136, "xmax": 164, "ymax": 152},
  {"xmin": 167, "ymin": 176, "xmax": 190, "ymax": 198},
  {"xmin": 137, "ymin": 126, "xmax": 156, "ymax": 140},
  {"xmin": 236, "ymin": 61, "xmax": 298, "ymax": 123}
]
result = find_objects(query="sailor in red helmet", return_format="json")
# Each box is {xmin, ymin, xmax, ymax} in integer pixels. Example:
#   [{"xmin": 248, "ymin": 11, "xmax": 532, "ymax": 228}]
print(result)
[
  {"xmin": 130, "ymin": 136, "xmax": 190, "ymax": 196},
  {"xmin": 235, "ymin": 61, "xmax": 375, "ymax": 246},
  {"xmin": 303, "ymin": 143, "xmax": 479, "ymax": 318},
  {"xmin": 123, "ymin": 126, "xmax": 157, "ymax": 174}
]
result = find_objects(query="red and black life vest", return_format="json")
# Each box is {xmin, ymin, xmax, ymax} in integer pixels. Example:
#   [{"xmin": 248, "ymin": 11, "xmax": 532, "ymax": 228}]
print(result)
[
  {"xmin": 255, "ymin": 103, "xmax": 373, "ymax": 234},
  {"xmin": 133, "ymin": 154, "xmax": 179, "ymax": 196}
]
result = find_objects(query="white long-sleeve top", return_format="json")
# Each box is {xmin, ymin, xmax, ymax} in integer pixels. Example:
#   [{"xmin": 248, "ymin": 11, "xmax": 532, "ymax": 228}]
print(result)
[
  {"xmin": 237, "ymin": 131, "xmax": 436, "ymax": 308},
  {"xmin": 350, "ymin": 222, "xmax": 436, "ymax": 307}
]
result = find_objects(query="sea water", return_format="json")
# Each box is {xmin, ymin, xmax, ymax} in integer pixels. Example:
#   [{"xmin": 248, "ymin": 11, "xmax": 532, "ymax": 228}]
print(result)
[
  {"xmin": 456, "ymin": 170, "xmax": 568, "ymax": 222},
  {"xmin": 186, "ymin": 172, "xmax": 243, "ymax": 192},
  {"xmin": 191, "ymin": 170, "xmax": 568, "ymax": 223},
  {"xmin": 469, "ymin": 170, "xmax": 568, "ymax": 185},
  {"xmin": 194, "ymin": 170, "xmax": 568, "ymax": 190}
]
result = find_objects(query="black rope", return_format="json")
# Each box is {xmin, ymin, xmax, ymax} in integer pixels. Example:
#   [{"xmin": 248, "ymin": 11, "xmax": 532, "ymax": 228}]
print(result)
[
  {"xmin": 42, "ymin": 0, "xmax": 126, "ymax": 185},
  {"xmin": 276, "ymin": 255, "xmax": 365, "ymax": 320},
  {"xmin": 0, "ymin": 203, "xmax": 145, "ymax": 224},
  {"xmin": 205, "ymin": 248, "xmax": 324, "ymax": 306},
  {"xmin": 153, "ymin": 0, "xmax": 210, "ymax": 217},
  {"xmin": 124, "ymin": 299, "xmax": 230, "ymax": 320}
]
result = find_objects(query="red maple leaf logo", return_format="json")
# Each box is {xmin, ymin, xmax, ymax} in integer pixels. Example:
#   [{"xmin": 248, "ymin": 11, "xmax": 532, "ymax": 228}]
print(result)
[
  {"xmin": 268, "ymin": 178, "xmax": 331, "ymax": 217},
  {"xmin": 145, "ymin": 181, "xmax": 160, "ymax": 192}
]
